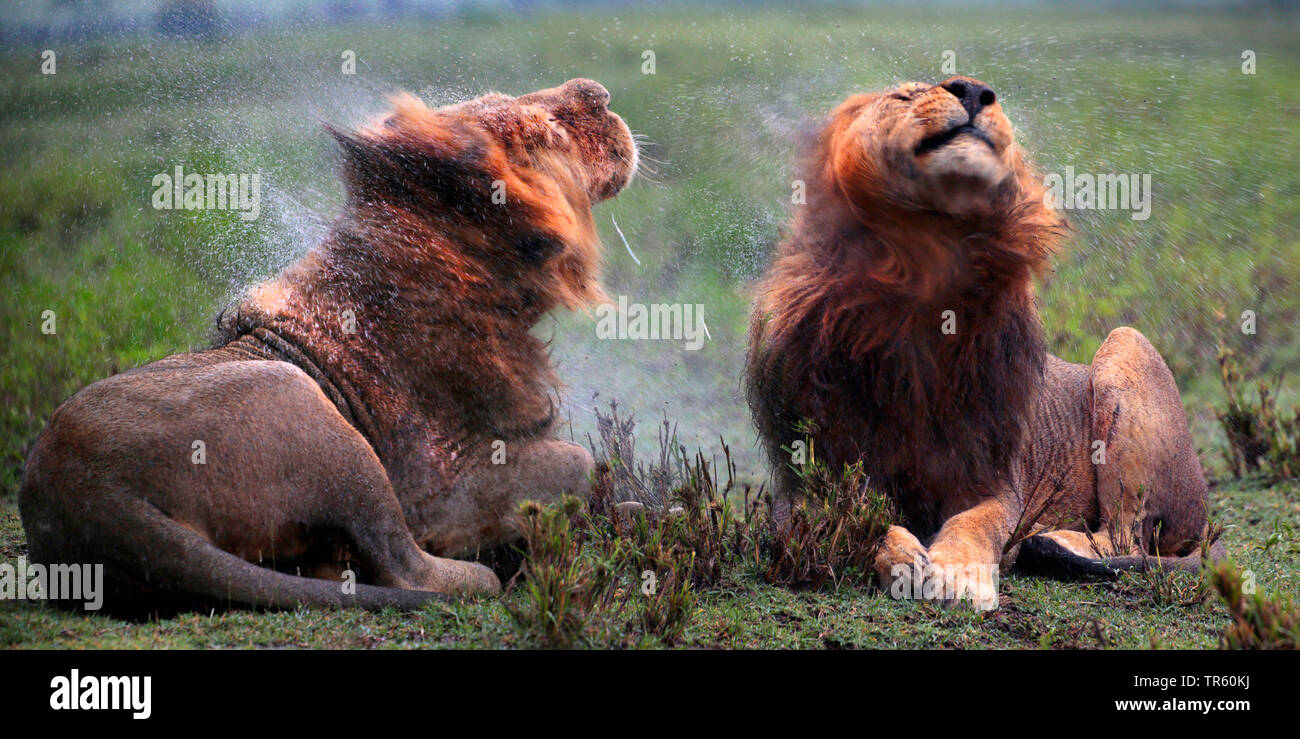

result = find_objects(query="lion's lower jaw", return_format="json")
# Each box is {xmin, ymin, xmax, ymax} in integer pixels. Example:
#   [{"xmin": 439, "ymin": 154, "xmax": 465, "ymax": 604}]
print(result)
[
  {"xmin": 921, "ymin": 137, "xmax": 1004, "ymax": 175},
  {"xmin": 918, "ymin": 146, "xmax": 1014, "ymax": 215}
]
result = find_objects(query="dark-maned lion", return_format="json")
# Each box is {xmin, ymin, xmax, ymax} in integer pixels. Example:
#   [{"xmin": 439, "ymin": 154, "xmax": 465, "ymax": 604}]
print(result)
[
  {"xmin": 745, "ymin": 77, "xmax": 1218, "ymax": 610},
  {"xmin": 20, "ymin": 79, "xmax": 636, "ymax": 615}
]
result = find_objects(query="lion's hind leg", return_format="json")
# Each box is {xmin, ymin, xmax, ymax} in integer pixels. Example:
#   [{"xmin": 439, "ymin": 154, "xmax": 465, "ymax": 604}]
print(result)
[
  {"xmin": 1015, "ymin": 327, "xmax": 1220, "ymax": 580},
  {"xmin": 1088, "ymin": 327, "xmax": 1210, "ymax": 559},
  {"xmin": 19, "ymin": 359, "xmax": 499, "ymax": 616}
]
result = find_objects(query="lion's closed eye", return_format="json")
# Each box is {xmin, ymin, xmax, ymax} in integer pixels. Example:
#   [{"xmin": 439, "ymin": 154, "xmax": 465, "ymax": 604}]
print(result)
[{"xmin": 890, "ymin": 83, "xmax": 931, "ymax": 102}]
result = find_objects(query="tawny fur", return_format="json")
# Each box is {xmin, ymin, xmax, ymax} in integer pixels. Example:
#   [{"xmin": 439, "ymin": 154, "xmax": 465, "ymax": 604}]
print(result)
[
  {"xmin": 19, "ymin": 79, "xmax": 636, "ymax": 616},
  {"xmin": 746, "ymin": 77, "xmax": 1213, "ymax": 610}
]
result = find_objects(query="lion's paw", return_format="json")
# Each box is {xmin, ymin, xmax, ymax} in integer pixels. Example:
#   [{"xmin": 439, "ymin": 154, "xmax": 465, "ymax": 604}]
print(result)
[
  {"xmin": 874, "ymin": 525, "xmax": 930, "ymax": 598},
  {"xmin": 415, "ymin": 554, "xmax": 502, "ymax": 596},
  {"xmin": 876, "ymin": 528, "xmax": 1000, "ymax": 611},
  {"xmin": 925, "ymin": 556, "xmax": 1000, "ymax": 612},
  {"xmin": 460, "ymin": 561, "xmax": 504, "ymax": 595}
]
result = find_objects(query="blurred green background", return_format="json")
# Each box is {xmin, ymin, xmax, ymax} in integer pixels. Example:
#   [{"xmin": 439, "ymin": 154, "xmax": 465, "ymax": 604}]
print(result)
[{"xmin": 2, "ymin": 1, "xmax": 1298, "ymax": 498}]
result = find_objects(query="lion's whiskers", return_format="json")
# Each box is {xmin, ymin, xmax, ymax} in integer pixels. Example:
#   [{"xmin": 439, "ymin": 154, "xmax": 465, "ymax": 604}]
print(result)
[{"xmin": 627, "ymin": 132, "xmax": 665, "ymax": 184}]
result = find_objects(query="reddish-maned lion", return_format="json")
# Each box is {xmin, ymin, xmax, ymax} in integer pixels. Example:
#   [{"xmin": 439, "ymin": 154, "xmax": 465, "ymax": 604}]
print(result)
[
  {"xmin": 20, "ymin": 79, "xmax": 636, "ymax": 615},
  {"xmin": 746, "ymin": 77, "xmax": 1219, "ymax": 610}
]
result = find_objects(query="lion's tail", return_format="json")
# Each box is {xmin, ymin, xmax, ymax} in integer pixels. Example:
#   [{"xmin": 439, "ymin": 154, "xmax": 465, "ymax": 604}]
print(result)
[
  {"xmin": 1013, "ymin": 534, "xmax": 1228, "ymax": 581},
  {"xmin": 21, "ymin": 483, "xmax": 446, "ymax": 617}
]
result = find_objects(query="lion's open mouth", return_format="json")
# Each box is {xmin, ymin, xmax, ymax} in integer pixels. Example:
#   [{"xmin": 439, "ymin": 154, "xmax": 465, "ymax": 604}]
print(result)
[{"xmin": 915, "ymin": 123, "xmax": 994, "ymax": 155}]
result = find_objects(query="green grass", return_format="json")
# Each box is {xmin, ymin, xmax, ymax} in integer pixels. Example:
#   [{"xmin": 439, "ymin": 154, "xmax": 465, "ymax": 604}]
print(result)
[
  {"xmin": 3, "ymin": 476, "xmax": 1297, "ymax": 649},
  {"xmin": 2, "ymin": 6, "xmax": 1299, "ymax": 647}
]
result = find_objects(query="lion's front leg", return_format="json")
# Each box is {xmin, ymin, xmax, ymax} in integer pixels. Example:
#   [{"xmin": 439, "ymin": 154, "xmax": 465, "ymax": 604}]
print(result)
[{"xmin": 921, "ymin": 494, "xmax": 1017, "ymax": 611}]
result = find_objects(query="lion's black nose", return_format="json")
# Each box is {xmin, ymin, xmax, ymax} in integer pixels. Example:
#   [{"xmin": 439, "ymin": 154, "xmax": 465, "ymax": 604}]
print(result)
[{"xmin": 942, "ymin": 78, "xmax": 996, "ymax": 119}]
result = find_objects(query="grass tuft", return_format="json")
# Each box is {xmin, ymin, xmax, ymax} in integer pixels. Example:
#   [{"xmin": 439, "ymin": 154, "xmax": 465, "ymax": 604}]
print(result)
[
  {"xmin": 505, "ymin": 495, "xmax": 614, "ymax": 648},
  {"xmin": 1216, "ymin": 343, "xmax": 1300, "ymax": 482},
  {"xmin": 762, "ymin": 423, "xmax": 896, "ymax": 590},
  {"xmin": 1210, "ymin": 561, "xmax": 1300, "ymax": 650}
]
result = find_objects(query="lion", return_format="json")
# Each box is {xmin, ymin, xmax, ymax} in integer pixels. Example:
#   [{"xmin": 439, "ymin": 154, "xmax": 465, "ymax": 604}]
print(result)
[
  {"xmin": 18, "ymin": 78, "xmax": 637, "ymax": 615},
  {"xmin": 745, "ymin": 76, "xmax": 1219, "ymax": 610}
]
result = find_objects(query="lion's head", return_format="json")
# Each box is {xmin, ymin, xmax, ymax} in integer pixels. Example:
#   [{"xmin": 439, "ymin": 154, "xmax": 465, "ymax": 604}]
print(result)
[
  {"xmin": 437, "ymin": 77, "xmax": 638, "ymax": 203},
  {"xmin": 826, "ymin": 76, "xmax": 1042, "ymax": 219},
  {"xmin": 327, "ymin": 78, "xmax": 637, "ymax": 310},
  {"xmin": 229, "ymin": 81, "xmax": 637, "ymax": 438}
]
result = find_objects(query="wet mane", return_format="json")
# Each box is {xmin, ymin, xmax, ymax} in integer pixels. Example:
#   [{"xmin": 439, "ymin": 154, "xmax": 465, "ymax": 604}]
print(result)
[{"xmin": 222, "ymin": 93, "xmax": 607, "ymax": 447}]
